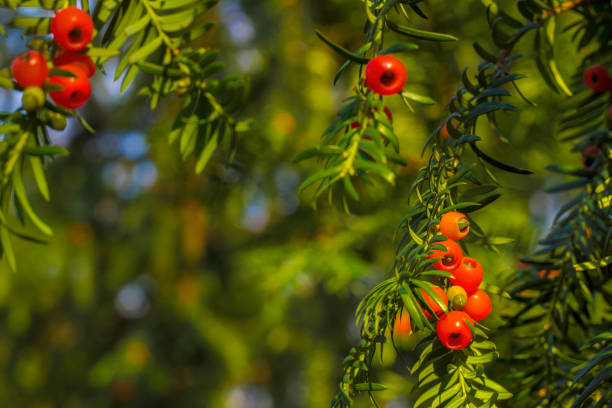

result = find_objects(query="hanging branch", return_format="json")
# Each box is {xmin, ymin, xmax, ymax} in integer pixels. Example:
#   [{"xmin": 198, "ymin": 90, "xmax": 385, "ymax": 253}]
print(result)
[
  {"xmin": 0, "ymin": 0, "xmax": 249, "ymax": 270},
  {"xmin": 329, "ymin": 0, "xmax": 610, "ymax": 406},
  {"xmin": 503, "ymin": 2, "xmax": 612, "ymax": 404},
  {"xmin": 294, "ymin": 0, "xmax": 453, "ymax": 208}
]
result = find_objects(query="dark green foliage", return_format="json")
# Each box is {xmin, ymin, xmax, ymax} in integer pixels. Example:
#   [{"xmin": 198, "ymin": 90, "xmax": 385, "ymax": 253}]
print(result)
[
  {"xmin": 501, "ymin": 2, "xmax": 612, "ymax": 406},
  {"xmin": 296, "ymin": 0, "xmax": 447, "ymax": 208},
  {"xmin": 328, "ymin": 0, "xmax": 611, "ymax": 407},
  {"xmin": 0, "ymin": 0, "xmax": 249, "ymax": 270}
]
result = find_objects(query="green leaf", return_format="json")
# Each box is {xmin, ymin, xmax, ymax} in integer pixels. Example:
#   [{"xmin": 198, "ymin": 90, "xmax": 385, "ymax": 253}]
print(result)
[
  {"xmin": 298, "ymin": 165, "xmax": 342, "ymax": 192},
  {"xmin": 472, "ymin": 41, "xmax": 497, "ymax": 62},
  {"xmin": 545, "ymin": 178, "xmax": 590, "ymax": 193},
  {"xmin": 29, "ymin": 156, "xmax": 49, "ymax": 201},
  {"xmin": 470, "ymin": 143, "xmax": 532, "ymax": 175},
  {"xmin": 129, "ymin": 36, "xmax": 163, "ymax": 63},
  {"xmin": 195, "ymin": 128, "xmax": 219, "ymax": 174},
  {"xmin": 87, "ymin": 48, "xmax": 122, "ymax": 58},
  {"xmin": 380, "ymin": 42, "xmax": 419, "ymax": 54},
  {"xmin": 24, "ymin": 145, "xmax": 69, "ymax": 156},
  {"xmin": 487, "ymin": 237, "xmax": 515, "ymax": 245},
  {"xmin": 401, "ymin": 91, "xmax": 436, "ymax": 105},
  {"xmin": 315, "ymin": 30, "xmax": 369, "ymax": 64},
  {"xmin": 548, "ymin": 58, "xmax": 572, "ymax": 96},
  {"xmin": 12, "ymin": 165, "xmax": 52, "ymax": 236},
  {"xmin": 354, "ymin": 159, "xmax": 395, "ymax": 184},
  {"xmin": 463, "ymin": 102, "xmax": 518, "ymax": 123},
  {"xmin": 353, "ymin": 383, "xmax": 387, "ymax": 391},
  {"xmin": 49, "ymin": 67, "xmax": 77, "ymax": 78},
  {"xmin": 387, "ymin": 20, "xmax": 458, "ymax": 42},
  {"xmin": 0, "ymin": 226, "xmax": 16, "ymax": 272}
]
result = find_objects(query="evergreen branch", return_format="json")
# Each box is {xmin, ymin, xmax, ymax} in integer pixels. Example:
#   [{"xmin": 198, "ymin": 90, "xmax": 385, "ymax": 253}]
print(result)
[
  {"xmin": 331, "ymin": 0, "xmax": 611, "ymax": 406},
  {"xmin": 296, "ymin": 0, "xmax": 442, "ymax": 207},
  {"xmin": 502, "ymin": 3, "xmax": 612, "ymax": 403},
  {"xmin": 0, "ymin": 0, "xmax": 250, "ymax": 269}
]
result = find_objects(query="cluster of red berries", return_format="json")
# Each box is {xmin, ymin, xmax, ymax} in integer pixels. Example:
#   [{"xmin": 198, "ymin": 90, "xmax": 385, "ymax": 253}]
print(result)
[
  {"xmin": 394, "ymin": 211, "xmax": 492, "ymax": 351},
  {"xmin": 10, "ymin": 7, "xmax": 94, "ymax": 115}
]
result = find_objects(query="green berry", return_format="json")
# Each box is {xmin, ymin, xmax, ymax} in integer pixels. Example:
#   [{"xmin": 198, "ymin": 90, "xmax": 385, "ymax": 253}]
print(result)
[
  {"xmin": 40, "ymin": 109, "xmax": 67, "ymax": 130},
  {"xmin": 22, "ymin": 86, "xmax": 46, "ymax": 111}
]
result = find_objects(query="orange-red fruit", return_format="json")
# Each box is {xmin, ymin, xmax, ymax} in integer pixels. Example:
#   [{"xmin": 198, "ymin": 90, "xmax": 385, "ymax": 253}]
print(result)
[
  {"xmin": 441, "ymin": 123, "xmax": 451, "ymax": 140},
  {"xmin": 436, "ymin": 311, "xmax": 473, "ymax": 350},
  {"xmin": 449, "ymin": 257, "xmax": 483, "ymax": 295},
  {"xmin": 51, "ymin": 7, "xmax": 94, "ymax": 51},
  {"xmin": 11, "ymin": 51, "xmax": 49, "ymax": 87},
  {"xmin": 49, "ymin": 64, "xmax": 91, "ymax": 109},
  {"xmin": 420, "ymin": 285, "xmax": 448, "ymax": 319},
  {"xmin": 53, "ymin": 50, "xmax": 96, "ymax": 78},
  {"xmin": 538, "ymin": 269, "xmax": 560, "ymax": 279},
  {"xmin": 463, "ymin": 289, "xmax": 492, "ymax": 322},
  {"xmin": 439, "ymin": 211, "xmax": 470, "ymax": 241},
  {"xmin": 581, "ymin": 146, "xmax": 601, "ymax": 169},
  {"xmin": 365, "ymin": 55, "xmax": 407, "ymax": 95},
  {"xmin": 394, "ymin": 311, "xmax": 412, "ymax": 337},
  {"xmin": 429, "ymin": 239, "xmax": 463, "ymax": 271},
  {"xmin": 583, "ymin": 65, "xmax": 611, "ymax": 93}
]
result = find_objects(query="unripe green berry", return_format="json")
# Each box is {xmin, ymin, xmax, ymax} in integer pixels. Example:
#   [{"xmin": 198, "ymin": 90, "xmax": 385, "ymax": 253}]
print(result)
[
  {"xmin": 49, "ymin": 112, "xmax": 67, "ymax": 131},
  {"xmin": 447, "ymin": 285, "xmax": 468, "ymax": 310},
  {"xmin": 451, "ymin": 294, "xmax": 467, "ymax": 310},
  {"xmin": 22, "ymin": 86, "xmax": 46, "ymax": 111},
  {"xmin": 40, "ymin": 109, "xmax": 67, "ymax": 130},
  {"xmin": 40, "ymin": 108, "xmax": 52, "ymax": 123}
]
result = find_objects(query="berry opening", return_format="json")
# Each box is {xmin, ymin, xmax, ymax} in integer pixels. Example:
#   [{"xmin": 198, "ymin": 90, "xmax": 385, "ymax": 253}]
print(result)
[
  {"xmin": 591, "ymin": 73, "xmax": 598, "ymax": 83},
  {"xmin": 458, "ymin": 218, "xmax": 470, "ymax": 232},
  {"xmin": 69, "ymin": 27, "xmax": 83, "ymax": 42},
  {"xmin": 442, "ymin": 254, "xmax": 455, "ymax": 265},
  {"xmin": 448, "ymin": 332, "xmax": 463, "ymax": 347},
  {"xmin": 584, "ymin": 157, "xmax": 594, "ymax": 167},
  {"xmin": 70, "ymin": 91, "xmax": 81, "ymax": 100},
  {"xmin": 380, "ymin": 70, "xmax": 395, "ymax": 85}
]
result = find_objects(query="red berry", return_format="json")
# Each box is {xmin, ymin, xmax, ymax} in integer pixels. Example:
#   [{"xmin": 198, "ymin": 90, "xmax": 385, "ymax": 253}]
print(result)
[
  {"xmin": 439, "ymin": 211, "xmax": 470, "ymax": 241},
  {"xmin": 393, "ymin": 311, "xmax": 412, "ymax": 338},
  {"xmin": 463, "ymin": 289, "xmax": 491, "ymax": 322},
  {"xmin": 537, "ymin": 269, "xmax": 560, "ymax": 279},
  {"xmin": 51, "ymin": 7, "xmax": 94, "ymax": 51},
  {"xmin": 53, "ymin": 50, "xmax": 96, "ymax": 78},
  {"xmin": 436, "ymin": 311, "xmax": 473, "ymax": 350},
  {"xmin": 449, "ymin": 257, "xmax": 483, "ymax": 295},
  {"xmin": 441, "ymin": 124, "xmax": 451, "ymax": 140},
  {"xmin": 420, "ymin": 285, "xmax": 448, "ymax": 319},
  {"xmin": 583, "ymin": 65, "xmax": 611, "ymax": 93},
  {"xmin": 49, "ymin": 64, "xmax": 91, "ymax": 109},
  {"xmin": 11, "ymin": 51, "xmax": 49, "ymax": 87},
  {"xmin": 429, "ymin": 239, "xmax": 463, "ymax": 271},
  {"xmin": 365, "ymin": 55, "xmax": 407, "ymax": 95},
  {"xmin": 581, "ymin": 146, "xmax": 601, "ymax": 169}
]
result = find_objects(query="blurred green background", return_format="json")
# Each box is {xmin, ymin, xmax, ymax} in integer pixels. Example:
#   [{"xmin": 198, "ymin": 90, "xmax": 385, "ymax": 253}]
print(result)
[{"xmin": 0, "ymin": 0, "xmax": 589, "ymax": 406}]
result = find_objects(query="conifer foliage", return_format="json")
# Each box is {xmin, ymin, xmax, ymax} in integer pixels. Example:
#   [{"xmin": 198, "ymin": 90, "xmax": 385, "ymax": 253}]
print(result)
[
  {"xmin": 296, "ymin": 0, "xmax": 612, "ymax": 407},
  {"xmin": 0, "ymin": 0, "xmax": 610, "ymax": 406},
  {"xmin": 0, "ymin": 0, "xmax": 249, "ymax": 271}
]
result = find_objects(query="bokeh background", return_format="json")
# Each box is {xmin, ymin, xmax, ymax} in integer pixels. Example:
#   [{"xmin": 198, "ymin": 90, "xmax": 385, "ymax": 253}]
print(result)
[{"xmin": 0, "ymin": 0, "xmax": 588, "ymax": 406}]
